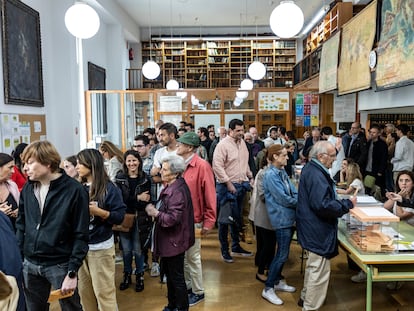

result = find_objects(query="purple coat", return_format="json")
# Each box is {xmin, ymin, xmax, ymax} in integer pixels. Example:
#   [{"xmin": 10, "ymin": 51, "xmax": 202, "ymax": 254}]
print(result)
[{"xmin": 154, "ymin": 177, "xmax": 195, "ymax": 257}]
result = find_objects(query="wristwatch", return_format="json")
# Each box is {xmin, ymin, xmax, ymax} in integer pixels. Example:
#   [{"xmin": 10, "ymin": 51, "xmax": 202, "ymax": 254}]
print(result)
[{"xmin": 67, "ymin": 270, "xmax": 77, "ymax": 279}]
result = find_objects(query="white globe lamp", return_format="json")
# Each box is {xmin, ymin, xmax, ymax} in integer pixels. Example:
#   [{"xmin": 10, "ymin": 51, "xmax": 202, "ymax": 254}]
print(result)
[
  {"xmin": 240, "ymin": 78, "xmax": 254, "ymax": 90},
  {"xmin": 65, "ymin": 3, "xmax": 100, "ymax": 39},
  {"xmin": 248, "ymin": 61, "xmax": 266, "ymax": 80},
  {"xmin": 269, "ymin": 1, "xmax": 304, "ymax": 38},
  {"xmin": 142, "ymin": 60, "xmax": 161, "ymax": 80},
  {"xmin": 236, "ymin": 89, "xmax": 248, "ymax": 99},
  {"xmin": 233, "ymin": 97, "xmax": 243, "ymax": 107},
  {"xmin": 166, "ymin": 79, "xmax": 179, "ymax": 90}
]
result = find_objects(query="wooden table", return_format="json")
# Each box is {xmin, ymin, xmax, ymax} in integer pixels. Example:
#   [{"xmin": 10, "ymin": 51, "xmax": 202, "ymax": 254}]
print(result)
[{"xmin": 338, "ymin": 220, "xmax": 414, "ymax": 311}]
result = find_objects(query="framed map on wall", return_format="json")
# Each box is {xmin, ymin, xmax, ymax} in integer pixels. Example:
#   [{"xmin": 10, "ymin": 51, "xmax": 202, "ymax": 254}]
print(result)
[{"xmin": 375, "ymin": 0, "xmax": 414, "ymax": 90}]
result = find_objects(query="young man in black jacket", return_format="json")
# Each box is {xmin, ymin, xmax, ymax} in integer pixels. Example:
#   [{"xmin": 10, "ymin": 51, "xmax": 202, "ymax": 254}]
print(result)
[{"xmin": 16, "ymin": 140, "xmax": 89, "ymax": 311}]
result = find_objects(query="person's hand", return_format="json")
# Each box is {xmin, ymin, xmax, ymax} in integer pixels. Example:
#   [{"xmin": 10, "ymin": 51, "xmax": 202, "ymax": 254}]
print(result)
[
  {"xmin": 9, "ymin": 208, "xmax": 18, "ymax": 218},
  {"xmin": 201, "ymin": 227, "xmax": 211, "ymax": 236},
  {"xmin": 349, "ymin": 196, "xmax": 357, "ymax": 207},
  {"xmin": 150, "ymin": 167, "xmax": 160, "ymax": 177},
  {"xmin": 385, "ymin": 192, "xmax": 402, "ymax": 202},
  {"xmin": 137, "ymin": 191, "xmax": 151, "ymax": 202},
  {"xmin": 226, "ymin": 182, "xmax": 236, "ymax": 194},
  {"xmin": 145, "ymin": 203, "xmax": 159, "ymax": 218},
  {"xmin": 61, "ymin": 275, "xmax": 77, "ymax": 296},
  {"xmin": 0, "ymin": 202, "xmax": 13, "ymax": 216},
  {"xmin": 89, "ymin": 201, "xmax": 100, "ymax": 216}
]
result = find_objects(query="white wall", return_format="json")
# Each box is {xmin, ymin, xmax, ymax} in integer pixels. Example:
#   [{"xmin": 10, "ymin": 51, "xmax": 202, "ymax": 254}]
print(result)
[{"xmin": 358, "ymin": 84, "xmax": 414, "ymax": 111}]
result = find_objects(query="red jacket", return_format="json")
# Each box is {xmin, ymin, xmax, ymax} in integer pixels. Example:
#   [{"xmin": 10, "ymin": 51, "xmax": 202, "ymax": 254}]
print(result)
[
  {"xmin": 11, "ymin": 166, "xmax": 27, "ymax": 192},
  {"xmin": 183, "ymin": 154, "xmax": 216, "ymax": 230},
  {"xmin": 154, "ymin": 177, "xmax": 195, "ymax": 257}
]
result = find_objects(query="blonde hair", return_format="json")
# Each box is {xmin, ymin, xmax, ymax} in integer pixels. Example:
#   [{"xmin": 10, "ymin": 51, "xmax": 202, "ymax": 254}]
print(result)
[
  {"xmin": 346, "ymin": 162, "xmax": 362, "ymax": 185},
  {"xmin": 22, "ymin": 140, "xmax": 61, "ymax": 173},
  {"xmin": 99, "ymin": 141, "xmax": 123, "ymax": 164}
]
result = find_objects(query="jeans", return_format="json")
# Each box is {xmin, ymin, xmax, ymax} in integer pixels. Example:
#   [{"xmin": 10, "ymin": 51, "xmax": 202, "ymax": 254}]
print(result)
[
  {"xmin": 265, "ymin": 227, "xmax": 293, "ymax": 288},
  {"xmin": 22, "ymin": 259, "xmax": 83, "ymax": 311},
  {"xmin": 217, "ymin": 182, "xmax": 249, "ymax": 253},
  {"xmin": 119, "ymin": 220, "xmax": 144, "ymax": 274},
  {"xmin": 162, "ymin": 252, "xmax": 188, "ymax": 311}
]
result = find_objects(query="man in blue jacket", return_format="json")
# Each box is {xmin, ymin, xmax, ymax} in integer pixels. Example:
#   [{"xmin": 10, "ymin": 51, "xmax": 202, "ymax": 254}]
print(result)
[
  {"xmin": 16, "ymin": 141, "xmax": 89, "ymax": 311},
  {"xmin": 297, "ymin": 141, "xmax": 356, "ymax": 311}
]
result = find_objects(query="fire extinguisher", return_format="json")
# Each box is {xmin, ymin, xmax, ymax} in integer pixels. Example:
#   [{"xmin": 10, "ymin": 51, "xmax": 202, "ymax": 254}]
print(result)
[{"xmin": 129, "ymin": 48, "xmax": 134, "ymax": 61}]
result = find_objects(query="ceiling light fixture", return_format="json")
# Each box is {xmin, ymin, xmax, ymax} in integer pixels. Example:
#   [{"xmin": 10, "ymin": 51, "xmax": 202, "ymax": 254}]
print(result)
[
  {"xmin": 269, "ymin": 0, "xmax": 304, "ymax": 38},
  {"xmin": 301, "ymin": 4, "xmax": 330, "ymax": 37},
  {"xmin": 240, "ymin": 78, "xmax": 254, "ymax": 90},
  {"xmin": 248, "ymin": 11, "xmax": 266, "ymax": 81},
  {"xmin": 142, "ymin": 0, "xmax": 161, "ymax": 80},
  {"xmin": 65, "ymin": 3, "xmax": 100, "ymax": 39},
  {"xmin": 166, "ymin": 0, "xmax": 179, "ymax": 90}
]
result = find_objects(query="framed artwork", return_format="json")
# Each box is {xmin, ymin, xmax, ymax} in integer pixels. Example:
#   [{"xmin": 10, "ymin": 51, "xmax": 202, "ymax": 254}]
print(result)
[
  {"xmin": 1, "ymin": 0, "xmax": 44, "ymax": 106},
  {"xmin": 88, "ymin": 62, "xmax": 107, "ymax": 135}
]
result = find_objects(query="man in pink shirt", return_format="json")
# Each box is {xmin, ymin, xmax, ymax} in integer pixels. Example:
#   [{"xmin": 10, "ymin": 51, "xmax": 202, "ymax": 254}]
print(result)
[
  {"xmin": 212, "ymin": 119, "xmax": 254, "ymax": 263},
  {"xmin": 176, "ymin": 132, "xmax": 217, "ymax": 307}
]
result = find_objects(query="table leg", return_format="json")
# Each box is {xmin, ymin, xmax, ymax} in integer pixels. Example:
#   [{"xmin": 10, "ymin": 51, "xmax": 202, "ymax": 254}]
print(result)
[{"xmin": 366, "ymin": 265, "xmax": 372, "ymax": 311}]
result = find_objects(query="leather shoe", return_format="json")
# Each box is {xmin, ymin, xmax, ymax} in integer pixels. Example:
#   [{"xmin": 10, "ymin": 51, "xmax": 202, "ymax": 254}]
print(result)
[{"xmin": 256, "ymin": 273, "xmax": 267, "ymax": 283}]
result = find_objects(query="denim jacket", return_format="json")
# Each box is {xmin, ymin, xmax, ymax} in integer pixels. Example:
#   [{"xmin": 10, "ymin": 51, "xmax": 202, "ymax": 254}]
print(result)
[{"xmin": 263, "ymin": 165, "xmax": 298, "ymax": 229}]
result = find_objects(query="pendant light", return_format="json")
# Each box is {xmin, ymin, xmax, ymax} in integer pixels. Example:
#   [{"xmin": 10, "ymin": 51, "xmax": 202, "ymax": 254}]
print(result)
[
  {"xmin": 269, "ymin": 0, "xmax": 304, "ymax": 38},
  {"xmin": 142, "ymin": 0, "xmax": 161, "ymax": 80},
  {"xmin": 65, "ymin": 3, "xmax": 100, "ymax": 39},
  {"xmin": 166, "ymin": 0, "xmax": 179, "ymax": 90},
  {"xmin": 248, "ymin": 7, "xmax": 266, "ymax": 80}
]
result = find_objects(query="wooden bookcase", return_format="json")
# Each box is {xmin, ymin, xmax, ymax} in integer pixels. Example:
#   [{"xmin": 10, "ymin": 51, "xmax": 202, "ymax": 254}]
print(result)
[
  {"xmin": 141, "ymin": 42, "xmax": 164, "ymax": 88},
  {"xmin": 229, "ymin": 40, "xmax": 252, "ymax": 87},
  {"xmin": 163, "ymin": 41, "xmax": 186, "ymax": 88},
  {"xmin": 207, "ymin": 41, "xmax": 230, "ymax": 87},
  {"xmin": 303, "ymin": 2, "xmax": 353, "ymax": 56},
  {"xmin": 186, "ymin": 41, "xmax": 208, "ymax": 88}
]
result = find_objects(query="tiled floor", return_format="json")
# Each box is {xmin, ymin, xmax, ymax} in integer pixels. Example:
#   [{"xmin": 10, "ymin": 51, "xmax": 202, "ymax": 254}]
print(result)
[{"xmin": 51, "ymin": 229, "xmax": 414, "ymax": 310}]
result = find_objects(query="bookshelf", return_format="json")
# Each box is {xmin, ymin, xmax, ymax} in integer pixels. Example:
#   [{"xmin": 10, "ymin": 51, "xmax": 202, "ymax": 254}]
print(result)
[
  {"xmin": 229, "ymin": 40, "xmax": 252, "ymax": 87},
  {"xmin": 163, "ymin": 41, "xmax": 185, "ymax": 88},
  {"xmin": 186, "ymin": 41, "xmax": 208, "ymax": 88},
  {"xmin": 141, "ymin": 42, "xmax": 164, "ymax": 88}
]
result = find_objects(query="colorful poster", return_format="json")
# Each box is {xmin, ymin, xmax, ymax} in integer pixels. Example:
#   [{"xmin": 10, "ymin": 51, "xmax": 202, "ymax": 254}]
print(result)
[
  {"xmin": 258, "ymin": 92, "xmax": 290, "ymax": 111},
  {"xmin": 304, "ymin": 116, "xmax": 311, "ymax": 127},
  {"xmin": 296, "ymin": 104, "xmax": 304, "ymax": 116}
]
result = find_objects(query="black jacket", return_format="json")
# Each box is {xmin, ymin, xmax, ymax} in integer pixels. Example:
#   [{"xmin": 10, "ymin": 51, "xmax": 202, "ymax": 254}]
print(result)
[
  {"xmin": 343, "ymin": 132, "xmax": 368, "ymax": 172},
  {"xmin": 16, "ymin": 172, "xmax": 89, "ymax": 272},
  {"xmin": 366, "ymin": 138, "xmax": 388, "ymax": 175}
]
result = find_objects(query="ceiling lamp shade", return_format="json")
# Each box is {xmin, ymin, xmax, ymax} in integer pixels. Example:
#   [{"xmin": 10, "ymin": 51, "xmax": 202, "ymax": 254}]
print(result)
[
  {"xmin": 166, "ymin": 79, "xmax": 179, "ymax": 90},
  {"xmin": 233, "ymin": 97, "xmax": 243, "ymax": 107},
  {"xmin": 65, "ymin": 3, "xmax": 100, "ymax": 39},
  {"xmin": 142, "ymin": 60, "xmax": 161, "ymax": 80},
  {"xmin": 236, "ymin": 89, "xmax": 248, "ymax": 99},
  {"xmin": 248, "ymin": 61, "xmax": 266, "ymax": 80},
  {"xmin": 240, "ymin": 78, "xmax": 254, "ymax": 90},
  {"xmin": 269, "ymin": 1, "xmax": 304, "ymax": 38}
]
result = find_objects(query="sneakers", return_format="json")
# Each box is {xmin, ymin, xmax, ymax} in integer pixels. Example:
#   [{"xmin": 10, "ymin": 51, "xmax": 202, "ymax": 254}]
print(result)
[
  {"xmin": 262, "ymin": 288, "xmax": 283, "ymax": 305},
  {"xmin": 231, "ymin": 246, "xmax": 253, "ymax": 257},
  {"xmin": 188, "ymin": 292, "xmax": 205, "ymax": 306},
  {"xmin": 351, "ymin": 270, "xmax": 367, "ymax": 283},
  {"xmin": 274, "ymin": 279, "xmax": 296, "ymax": 293},
  {"xmin": 221, "ymin": 252, "xmax": 234, "ymax": 263},
  {"xmin": 150, "ymin": 262, "xmax": 160, "ymax": 277}
]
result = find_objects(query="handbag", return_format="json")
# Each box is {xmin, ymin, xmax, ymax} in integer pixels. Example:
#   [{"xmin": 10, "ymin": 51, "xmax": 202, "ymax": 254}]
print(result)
[{"xmin": 112, "ymin": 213, "xmax": 135, "ymax": 232}]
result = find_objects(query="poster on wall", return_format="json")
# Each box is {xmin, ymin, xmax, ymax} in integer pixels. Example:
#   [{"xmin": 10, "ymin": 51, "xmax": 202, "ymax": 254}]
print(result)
[
  {"xmin": 333, "ymin": 93, "xmax": 356, "ymax": 122},
  {"xmin": 337, "ymin": 0, "xmax": 377, "ymax": 95},
  {"xmin": 159, "ymin": 96, "xmax": 182, "ymax": 112},
  {"xmin": 295, "ymin": 93, "xmax": 319, "ymax": 127},
  {"xmin": 258, "ymin": 92, "xmax": 289, "ymax": 111},
  {"xmin": 319, "ymin": 32, "xmax": 340, "ymax": 93},
  {"xmin": 0, "ymin": 113, "xmax": 24, "ymax": 153},
  {"xmin": 375, "ymin": 0, "xmax": 414, "ymax": 90}
]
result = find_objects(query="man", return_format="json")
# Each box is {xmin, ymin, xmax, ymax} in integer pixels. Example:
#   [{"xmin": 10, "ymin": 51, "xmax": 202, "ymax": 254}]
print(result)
[
  {"xmin": 249, "ymin": 127, "xmax": 265, "ymax": 157},
  {"xmin": 263, "ymin": 126, "xmax": 279, "ymax": 148},
  {"xmin": 213, "ymin": 119, "xmax": 254, "ymax": 263},
  {"xmin": 321, "ymin": 126, "xmax": 344, "ymax": 179},
  {"xmin": 133, "ymin": 134, "xmax": 153, "ymax": 177},
  {"xmin": 185, "ymin": 122, "xmax": 194, "ymax": 132},
  {"xmin": 297, "ymin": 141, "xmax": 355, "ymax": 311},
  {"xmin": 197, "ymin": 127, "xmax": 212, "ymax": 155},
  {"xmin": 149, "ymin": 120, "xmax": 165, "ymax": 158},
  {"xmin": 343, "ymin": 122, "xmax": 368, "ymax": 173},
  {"xmin": 209, "ymin": 126, "xmax": 227, "ymax": 163},
  {"xmin": 16, "ymin": 140, "xmax": 89, "ymax": 310},
  {"xmin": 176, "ymin": 132, "xmax": 217, "ymax": 307},
  {"xmin": 365, "ymin": 124, "xmax": 388, "ymax": 194},
  {"xmin": 391, "ymin": 124, "xmax": 414, "ymax": 183},
  {"xmin": 302, "ymin": 127, "xmax": 321, "ymax": 160}
]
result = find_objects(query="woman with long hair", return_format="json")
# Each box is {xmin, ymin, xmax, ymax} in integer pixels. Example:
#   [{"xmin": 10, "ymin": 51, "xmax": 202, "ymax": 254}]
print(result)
[
  {"xmin": 63, "ymin": 155, "xmax": 79, "ymax": 179},
  {"xmin": 99, "ymin": 141, "xmax": 124, "ymax": 182},
  {"xmin": 0, "ymin": 153, "xmax": 20, "ymax": 230},
  {"xmin": 11, "ymin": 143, "xmax": 28, "ymax": 191},
  {"xmin": 76, "ymin": 149, "xmax": 125, "ymax": 311},
  {"xmin": 115, "ymin": 150, "xmax": 151, "ymax": 292},
  {"xmin": 336, "ymin": 162, "xmax": 365, "ymax": 195}
]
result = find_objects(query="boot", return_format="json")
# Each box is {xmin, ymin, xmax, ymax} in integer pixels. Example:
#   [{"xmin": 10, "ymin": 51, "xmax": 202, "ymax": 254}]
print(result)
[
  {"xmin": 135, "ymin": 272, "xmax": 144, "ymax": 292},
  {"xmin": 119, "ymin": 272, "xmax": 132, "ymax": 291}
]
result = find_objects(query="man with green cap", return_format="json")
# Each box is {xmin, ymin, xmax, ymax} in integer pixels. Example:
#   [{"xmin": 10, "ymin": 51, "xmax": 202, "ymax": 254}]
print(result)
[{"xmin": 176, "ymin": 132, "xmax": 217, "ymax": 307}]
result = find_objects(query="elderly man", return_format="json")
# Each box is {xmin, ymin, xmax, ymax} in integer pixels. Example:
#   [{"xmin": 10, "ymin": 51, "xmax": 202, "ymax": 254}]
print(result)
[
  {"xmin": 297, "ymin": 141, "xmax": 356, "ymax": 311},
  {"xmin": 213, "ymin": 119, "xmax": 254, "ymax": 263},
  {"xmin": 176, "ymin": 132, "xmax": 217, "ymax": 306}
]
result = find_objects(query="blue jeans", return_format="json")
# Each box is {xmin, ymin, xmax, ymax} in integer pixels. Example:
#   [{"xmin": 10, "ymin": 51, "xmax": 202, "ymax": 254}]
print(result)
[
  {"xmin": 265, "ymin": 227, "xmax": 293, "ymax": 288},
  {"xmin": 22, "ymin": 259, "xmax": 83, "ymax": 311},
  {"xmin": 217, "ymin": 182, "xmax": 249, "ymax": 253},
  {"xmin": 119, "ymin": 219, "xmax": 144, "ymax": 274}
]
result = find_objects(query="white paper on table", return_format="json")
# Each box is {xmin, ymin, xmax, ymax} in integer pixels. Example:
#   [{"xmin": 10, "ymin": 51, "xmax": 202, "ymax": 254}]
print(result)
[
  {"xmin": 357, "ymin": 196, "xmax": 378, "ymax": 204},
  {"xmin": 359, "ymin": 207, "xmax": 394, "ymax": 217}
]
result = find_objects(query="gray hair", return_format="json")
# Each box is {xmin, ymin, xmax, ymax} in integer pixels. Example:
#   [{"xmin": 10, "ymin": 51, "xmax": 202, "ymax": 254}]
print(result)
[
  {"xmin": 308, "ymin": 141, "xmax": 332, "ymax": 159},
  {"xmin": 161, "ymin": 154, "xmax": 186, "ymax": 174}
]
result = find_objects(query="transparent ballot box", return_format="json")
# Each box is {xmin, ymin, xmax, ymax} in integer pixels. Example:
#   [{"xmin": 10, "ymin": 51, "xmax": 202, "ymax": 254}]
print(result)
[{"xmin": 346, "ymin": 207, "xmax": 400, "ymax": 254}]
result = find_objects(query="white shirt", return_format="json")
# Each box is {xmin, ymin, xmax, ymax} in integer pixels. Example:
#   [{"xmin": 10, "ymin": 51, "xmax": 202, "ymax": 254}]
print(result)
[{"xmin": 391, "ymin": 136, "xmax": 414, "ymax": 172}]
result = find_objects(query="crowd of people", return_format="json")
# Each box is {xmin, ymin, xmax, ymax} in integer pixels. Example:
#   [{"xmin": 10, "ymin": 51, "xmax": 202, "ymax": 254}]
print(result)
[{"xmin": 0, "ymin": 118, "xmax": 413, "ymax": 311}]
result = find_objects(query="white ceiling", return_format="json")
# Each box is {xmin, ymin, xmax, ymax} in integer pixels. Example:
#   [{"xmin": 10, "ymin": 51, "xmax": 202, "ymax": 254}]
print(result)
[{"xmin": 114, "ymin": 0, "xmax": 330, "ymax": 30}]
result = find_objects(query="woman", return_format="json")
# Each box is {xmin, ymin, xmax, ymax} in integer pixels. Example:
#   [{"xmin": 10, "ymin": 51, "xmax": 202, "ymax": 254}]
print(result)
[
  {"xmin": 249, "ymin": 150, "xmax": 275, "ymax": 283},
  {"xmin": 384, "ymin": 171, "xmax": 414, "ymax": 225},
  {"xmin": 63, "ymin": 155, "xmax": 78, "ymax": 179},
  {"xmin": 11, "ymin": 143, "xmax": 27, "ymax": 191},
  {"xmin": 261, "ymin": 144, "xmax": 298, "ymax": 305},
  {"xmin": 99, "ymin": 141, "xmax": 124, "ymax": 182},
  {"xmin": 0, "ymin": 153, "xmax": 20, "ymax": 230},
  {"xmin": 115, "ymin": 150, "xmax": 151, "ymax": 292},
  {"xmin": 145, "ymin": 155, "xmax": 195, "ymax": 311},
  {"xmin": 76, "ymin": 149, "xmax": 125, "ymax": 311},
  {"xmin": 336, "ymin": 162, "xmax": 365, "ymax": 195},
  {"xmin": 334, "ymin": 157, "xmax": 354, "ymax": 184}
]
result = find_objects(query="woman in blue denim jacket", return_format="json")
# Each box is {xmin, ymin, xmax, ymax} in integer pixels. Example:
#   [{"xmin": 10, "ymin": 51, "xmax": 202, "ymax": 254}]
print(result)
[{"xmin": 261, "ymin": 144, "xmax": 298, "ymax": 306}]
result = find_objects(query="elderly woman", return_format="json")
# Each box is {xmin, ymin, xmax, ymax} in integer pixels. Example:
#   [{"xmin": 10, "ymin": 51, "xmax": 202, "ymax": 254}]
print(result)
[
  {"xmin": 261, "ymin": 144, "xmax": 298, "ymax": 305},
  {"xmin": 0, "ymin": 153, "xmax": 20, "ymax": 230},
  {"xmin": 146, "ymin": 155, "xmax": 195, "ymax": 311}
]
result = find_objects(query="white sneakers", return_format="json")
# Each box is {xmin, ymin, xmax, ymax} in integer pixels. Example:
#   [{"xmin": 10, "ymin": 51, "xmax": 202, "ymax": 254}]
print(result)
[
  {"xmin": 351, "ymin": 270, "xmax": 367, "ymax": 283},
  {"xmin": 274, "ymin": 279, "xmax": 296, "ymax": 293},
  {"xmin": 262, "ymin": 288, "xmax": 283, "ymax": 305},
  {"xmin": 150, "ymin": 262, "xmax": 160, "ymax": 277}
]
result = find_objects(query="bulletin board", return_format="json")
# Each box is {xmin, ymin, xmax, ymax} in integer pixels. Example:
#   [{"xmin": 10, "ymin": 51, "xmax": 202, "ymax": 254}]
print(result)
[{"xmin": 0, "ymin": 113, "xmax": 46, "ymax": 153}]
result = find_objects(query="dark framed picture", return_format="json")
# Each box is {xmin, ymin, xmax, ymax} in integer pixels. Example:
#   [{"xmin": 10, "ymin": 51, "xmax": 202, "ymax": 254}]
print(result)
[
  {"xmin": 88, "ymin": 62, "xmax": 107, "ymax": 135},
  {"xmin": 1, "ymin": 0, "xmax": 44, "ymax": 107}
]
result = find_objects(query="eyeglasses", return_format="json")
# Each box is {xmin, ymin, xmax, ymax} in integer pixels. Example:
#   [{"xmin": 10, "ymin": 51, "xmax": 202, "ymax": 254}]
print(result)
[
  {"xmin": 133, "ymin": 145, "xmax": 145, "ymax": 148},
  {"xmin": 322, "ymin": 153, "xmax": 336, "ymax": 158}
]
